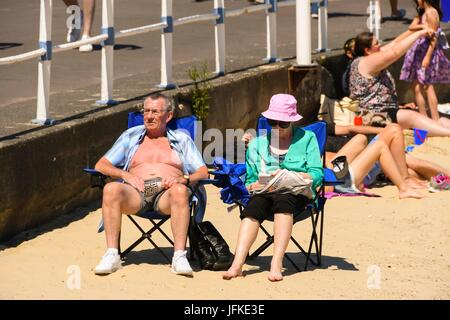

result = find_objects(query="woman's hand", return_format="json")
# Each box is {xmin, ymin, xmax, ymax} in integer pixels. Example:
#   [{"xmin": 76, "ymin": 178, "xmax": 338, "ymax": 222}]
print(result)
[
  {"xmin": 296, "ymin": 172, "xmax": 312, "ymax": 180},
  {"xmin": 248, "ymin": 181, "xmax": 264, "ymax": 192},
  {"xmin": 242, "ymin": 132, "xmax": 254, "ymax": 148},
  {"xmin": 400, "ymin": 102, "xmax": 418, "ymax": 110},
  {"xmin": 270, "ymin": 169, "xmax": 282, "ymax": 177},
  {"xmin": 421, "ymin": 28, "xmax": 435, "ymax": 38}
]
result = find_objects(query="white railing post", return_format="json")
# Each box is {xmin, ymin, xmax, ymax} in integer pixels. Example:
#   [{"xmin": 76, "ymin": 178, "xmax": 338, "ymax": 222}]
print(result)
[
  {"xmin": 33, "ymin": 0, "xmax": 54, "ymax": 125},
  {"xmin": 266, "ymin": 0, "xmax": 278, "ymax": 62},
  {"xmin": 375, "ymin": 0, "xmax": 381, "ymax": 40},
  {"xmin": 296, "ymin": 0, "xmax": 312, "ymax": 65},
  {"xmin": 158, "ymin": 0, "xmax": 175, "ymax": 89},
  {"xmin": 317, "ymin": 0, "xmax": 328, "ymax": 52},
  {"xmin": 97, "ymin": 0, "xmax": 117, "ymax": 105},
  {"xmin": 368, "ymin": 0, "xmax": 381, "ymax": 40},
  {"xmin": 214, "ymin": 0, "xmax": 225, "ymax": 76}
]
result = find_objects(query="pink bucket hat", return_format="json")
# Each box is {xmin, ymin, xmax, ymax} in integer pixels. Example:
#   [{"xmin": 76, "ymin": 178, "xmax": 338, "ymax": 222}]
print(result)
[{"xmin": 261, "ymin": 94, "xmax": 302, "ymax": 122}]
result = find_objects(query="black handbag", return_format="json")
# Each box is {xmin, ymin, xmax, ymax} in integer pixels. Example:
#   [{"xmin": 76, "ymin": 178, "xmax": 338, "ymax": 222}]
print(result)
[{"xmin": 189, "ymin": 217, "xmax": 233, "ymax": 271}]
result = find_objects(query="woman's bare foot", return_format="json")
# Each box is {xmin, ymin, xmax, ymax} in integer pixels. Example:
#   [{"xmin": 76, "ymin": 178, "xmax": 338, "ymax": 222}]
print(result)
[
  {"xmin": 406, "ymin": 177, "xmax": 427, "ymax": 189},
  {"xmin": 222, "ymin": 267, "xmax": 243, "ymax": 280},
  {"xmin": 268, "ymin": 270, "xmax": 283, "ymax": 282},
  {"xmin": 398, "ymin": 188, "xmax": 425, "ymax": 199},
  {"xmin": 268, "ymin": 261, "xmax": 284, "ymax": 282}
]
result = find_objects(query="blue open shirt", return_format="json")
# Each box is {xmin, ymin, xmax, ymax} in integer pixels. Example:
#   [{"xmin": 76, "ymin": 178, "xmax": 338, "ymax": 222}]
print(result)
[{"xmin": 104, "ymin": 125, "xmax": 205, "ymax": 174}]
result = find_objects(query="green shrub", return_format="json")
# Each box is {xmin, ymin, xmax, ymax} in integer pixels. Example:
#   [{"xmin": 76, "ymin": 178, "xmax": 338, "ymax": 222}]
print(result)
[{"xmin": 188, "ymin": 62, "xmax": 211, "ymax": 121}]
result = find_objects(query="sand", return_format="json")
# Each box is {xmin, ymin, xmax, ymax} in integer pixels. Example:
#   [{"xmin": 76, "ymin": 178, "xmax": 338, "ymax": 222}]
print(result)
[{"xmin": 0, "ymin": 137, "xmax": 449, "ymax": 300}]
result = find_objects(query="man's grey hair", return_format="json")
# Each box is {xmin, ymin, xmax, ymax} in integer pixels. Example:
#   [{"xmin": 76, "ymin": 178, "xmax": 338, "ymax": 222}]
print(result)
[{"xmin": 145, "ymin": 93, "xmax": 173, "ymax": 112}]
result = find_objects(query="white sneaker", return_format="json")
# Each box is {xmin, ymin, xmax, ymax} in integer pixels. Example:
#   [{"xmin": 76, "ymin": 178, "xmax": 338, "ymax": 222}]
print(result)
[
  {"xmin": 171, "ymin": 250, "xmax": 193, "ymax": 277},
  {"xmin": 94, "ymin": 250, "xmax": 122, "ymax": 275},
  {"xmin": 311, "ymin": 13, "xmax": 319, "ymax": 19},
  {"xmin": 79, "ymin": 35, "xmax": 93, "ymax": 52}
]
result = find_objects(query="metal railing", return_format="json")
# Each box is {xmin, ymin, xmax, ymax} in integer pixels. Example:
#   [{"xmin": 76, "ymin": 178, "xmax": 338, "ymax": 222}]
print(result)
[
  {"xmin": 367, "ymin": 0, "xmax": 381, "ymax": 40},
  {"xmin": 0, "ymin": 0, "xmax": 328, "ymax": 125}
]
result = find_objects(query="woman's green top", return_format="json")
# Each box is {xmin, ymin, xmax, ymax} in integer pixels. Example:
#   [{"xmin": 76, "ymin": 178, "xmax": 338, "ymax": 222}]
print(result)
[{"xmin": 245, "ymin": 127, "xmax": 324, "ymax": 190}]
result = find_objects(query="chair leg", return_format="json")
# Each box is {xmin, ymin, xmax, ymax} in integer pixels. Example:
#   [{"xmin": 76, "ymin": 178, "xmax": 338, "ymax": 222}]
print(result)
[
  {"xmin": 249, "ymin": 237, "xmax": 273, "ymax": 259},
  {"xmin": 120, "ymin": 235, "xmax": 147, "ymax": 258},
  {"xmin": 318, "ymin": 206, "xmax": 324, "ymax": 265},
  {"xmin": 118, "ymin": 231, "xmax": 122, "ymax": 256},
  {"xmin": 120, "ymin": 215, "xmax": 172, "ymax": 263},
  {"xmin": 121, "ymin": 231, "xmax": 172, "ymax": 263},
  {"xmin": 303, "ymin": 210, "xmax": 322, "ymax": 270},
  {"xmin": 284, "ymin": 253, "xmax": 301, "ymax": 272},
  {"xmin": 249, "ymin": 224, "xmax": 302, "ymax": 272},
  {"xmin": 149, "ymin": 218, "xmax": 174, "ymax": 246}
]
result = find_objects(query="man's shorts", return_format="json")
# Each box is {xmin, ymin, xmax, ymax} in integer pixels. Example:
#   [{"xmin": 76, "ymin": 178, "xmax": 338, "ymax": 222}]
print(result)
[
  {"xmin": 133, "ymin": 184, "xmax": 192, "ymax": 214},
  {"xmin": 123, "ymin": 179, "xmax": 167, "ymax": 214},
  {"xmin": 138, "ymin": 189, "xmax": 167, "ymax": 214}
]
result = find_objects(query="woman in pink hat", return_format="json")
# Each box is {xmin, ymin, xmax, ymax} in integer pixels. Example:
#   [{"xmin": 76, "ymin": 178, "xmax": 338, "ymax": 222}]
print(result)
[{"xmin": 223, "ymin": 94, "xmax": 324, "ymax": 282}]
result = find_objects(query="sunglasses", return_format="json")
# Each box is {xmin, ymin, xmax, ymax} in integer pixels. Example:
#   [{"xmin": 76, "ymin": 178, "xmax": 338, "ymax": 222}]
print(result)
[{"xmin": 267, "ymin": 119, "xmax": 291, "ymax": 129}]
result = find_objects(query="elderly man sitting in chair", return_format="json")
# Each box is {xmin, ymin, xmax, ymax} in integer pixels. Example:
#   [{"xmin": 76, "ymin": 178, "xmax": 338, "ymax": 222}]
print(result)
[{"xmin": 93, "ymin": 93, "xmax": 208, "ymax": 276}]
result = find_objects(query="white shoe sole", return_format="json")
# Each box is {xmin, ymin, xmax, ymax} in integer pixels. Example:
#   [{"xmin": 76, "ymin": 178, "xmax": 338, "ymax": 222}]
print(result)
[
  {"xmin": 79, "ymin": 44, "xmax": 93, "ymax": 52},
  {"xmin": 94, "ymin": 263, "xmax": 122, "ymax": 275},
  {"xmin": 171, "ymin": 267, "xmax": 193, "ymax": 277},
  {"xmin": 427, "ymin": 184, "xmax": 450, "ymax": 193}
]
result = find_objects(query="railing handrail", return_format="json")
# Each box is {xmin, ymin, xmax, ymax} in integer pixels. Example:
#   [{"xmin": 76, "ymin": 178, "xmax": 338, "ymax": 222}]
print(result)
[
  {"xmin": 53, "ymin": 34, "xmax": 108, "ymax": 53},
  {"xmin": 0, "ymin": 48, "xmax": 47, "ymax": 65},
  {"xmin": 115, "ymin": 22, "xmax": 167, "ymax": 39},
  {"xmin": 174, "ymin": 13, "xmax": 220, "ymax": 27}
]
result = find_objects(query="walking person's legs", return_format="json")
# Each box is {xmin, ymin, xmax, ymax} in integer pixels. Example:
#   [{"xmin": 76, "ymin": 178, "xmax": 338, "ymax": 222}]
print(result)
[
  {"xmin": 79, "ymin": 0, "xmax": 96, "ymax": 52},
  {"xmin": 413, "ymin": 81, "xmax": 428, "ymax": 117},
  {"xmin": 425, "ymin": 84, "xmax": 440, "ymax": 121},
  {"xmin": 81, "ymin": 0, "xmax": 95, "ymax": 37},
  {"xmin": 389, "ymin": 0, "xmax": 406, "ymax": 18}
]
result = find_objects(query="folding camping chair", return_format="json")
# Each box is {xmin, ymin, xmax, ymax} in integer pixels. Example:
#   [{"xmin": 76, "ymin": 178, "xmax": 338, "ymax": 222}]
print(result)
[
  {"xmin": 84, "ymin": 112, "xmax": 207, "ymax": 263},
  {"xmin": 211, "ymin": 117, "xmax": 341, "ymax": 272}
]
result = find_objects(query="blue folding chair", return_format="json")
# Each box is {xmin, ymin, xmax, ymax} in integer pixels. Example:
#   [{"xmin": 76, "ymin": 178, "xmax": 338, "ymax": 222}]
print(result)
[
  {"xmin": 84, "ymin": 112, "xmax": 207, "ymax": 263},
  {"xmin": 211, "ymin": 117, "xmax": 341, "ymax": 271}
]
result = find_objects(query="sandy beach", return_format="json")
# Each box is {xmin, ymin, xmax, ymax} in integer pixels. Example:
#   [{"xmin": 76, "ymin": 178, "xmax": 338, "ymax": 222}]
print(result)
[{"xmin": 1, "ymin": 137, "xmax": 449, "ymax": 300}]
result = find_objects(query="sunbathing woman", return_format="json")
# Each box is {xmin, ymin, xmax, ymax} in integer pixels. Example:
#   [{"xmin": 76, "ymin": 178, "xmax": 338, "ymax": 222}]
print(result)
[
  {"xmin": 328, "ymin": 124, "xmax": 450, "ymax": 193},
  {"xmin": 350, "ymin": 30, "xmax": 450, "ymax": 136}
]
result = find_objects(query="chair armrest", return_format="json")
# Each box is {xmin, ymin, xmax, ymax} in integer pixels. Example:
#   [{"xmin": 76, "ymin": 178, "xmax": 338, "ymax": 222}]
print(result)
[
  {"xmin": 83, "ymin": 167, "xmax": 108, "ymax": 189},
  {"xmin": 83, "ymin": 168, "xmax": 104, "ymax": 176},
  {"xmin": 187, "ymin": 179, "xmax": 219, "ymax": 199},
  {"xmin": 323, "ymin": 168, "xmax": 344, "ymax": 185},
  {"xmin": 197, "ymin": 179, "xmax": 220, "ymax": 185}
]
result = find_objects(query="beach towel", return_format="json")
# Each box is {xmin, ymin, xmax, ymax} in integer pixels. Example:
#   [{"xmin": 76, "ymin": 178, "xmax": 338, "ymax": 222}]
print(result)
[{"xmin": 325, "ymin": 191, "xmax": 381, "ymax": 199}]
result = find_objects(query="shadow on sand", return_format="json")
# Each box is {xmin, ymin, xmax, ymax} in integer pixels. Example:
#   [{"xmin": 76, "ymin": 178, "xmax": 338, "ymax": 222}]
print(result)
[{"xmin": 0, "ymin": 200, "xmax": 101, "ymax": 250}]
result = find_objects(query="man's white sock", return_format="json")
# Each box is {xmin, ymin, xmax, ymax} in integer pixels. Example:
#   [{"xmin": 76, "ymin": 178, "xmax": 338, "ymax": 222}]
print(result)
[{"xmin": 106, "ymin": 248, "xmax": 119, "ymax": 255}]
